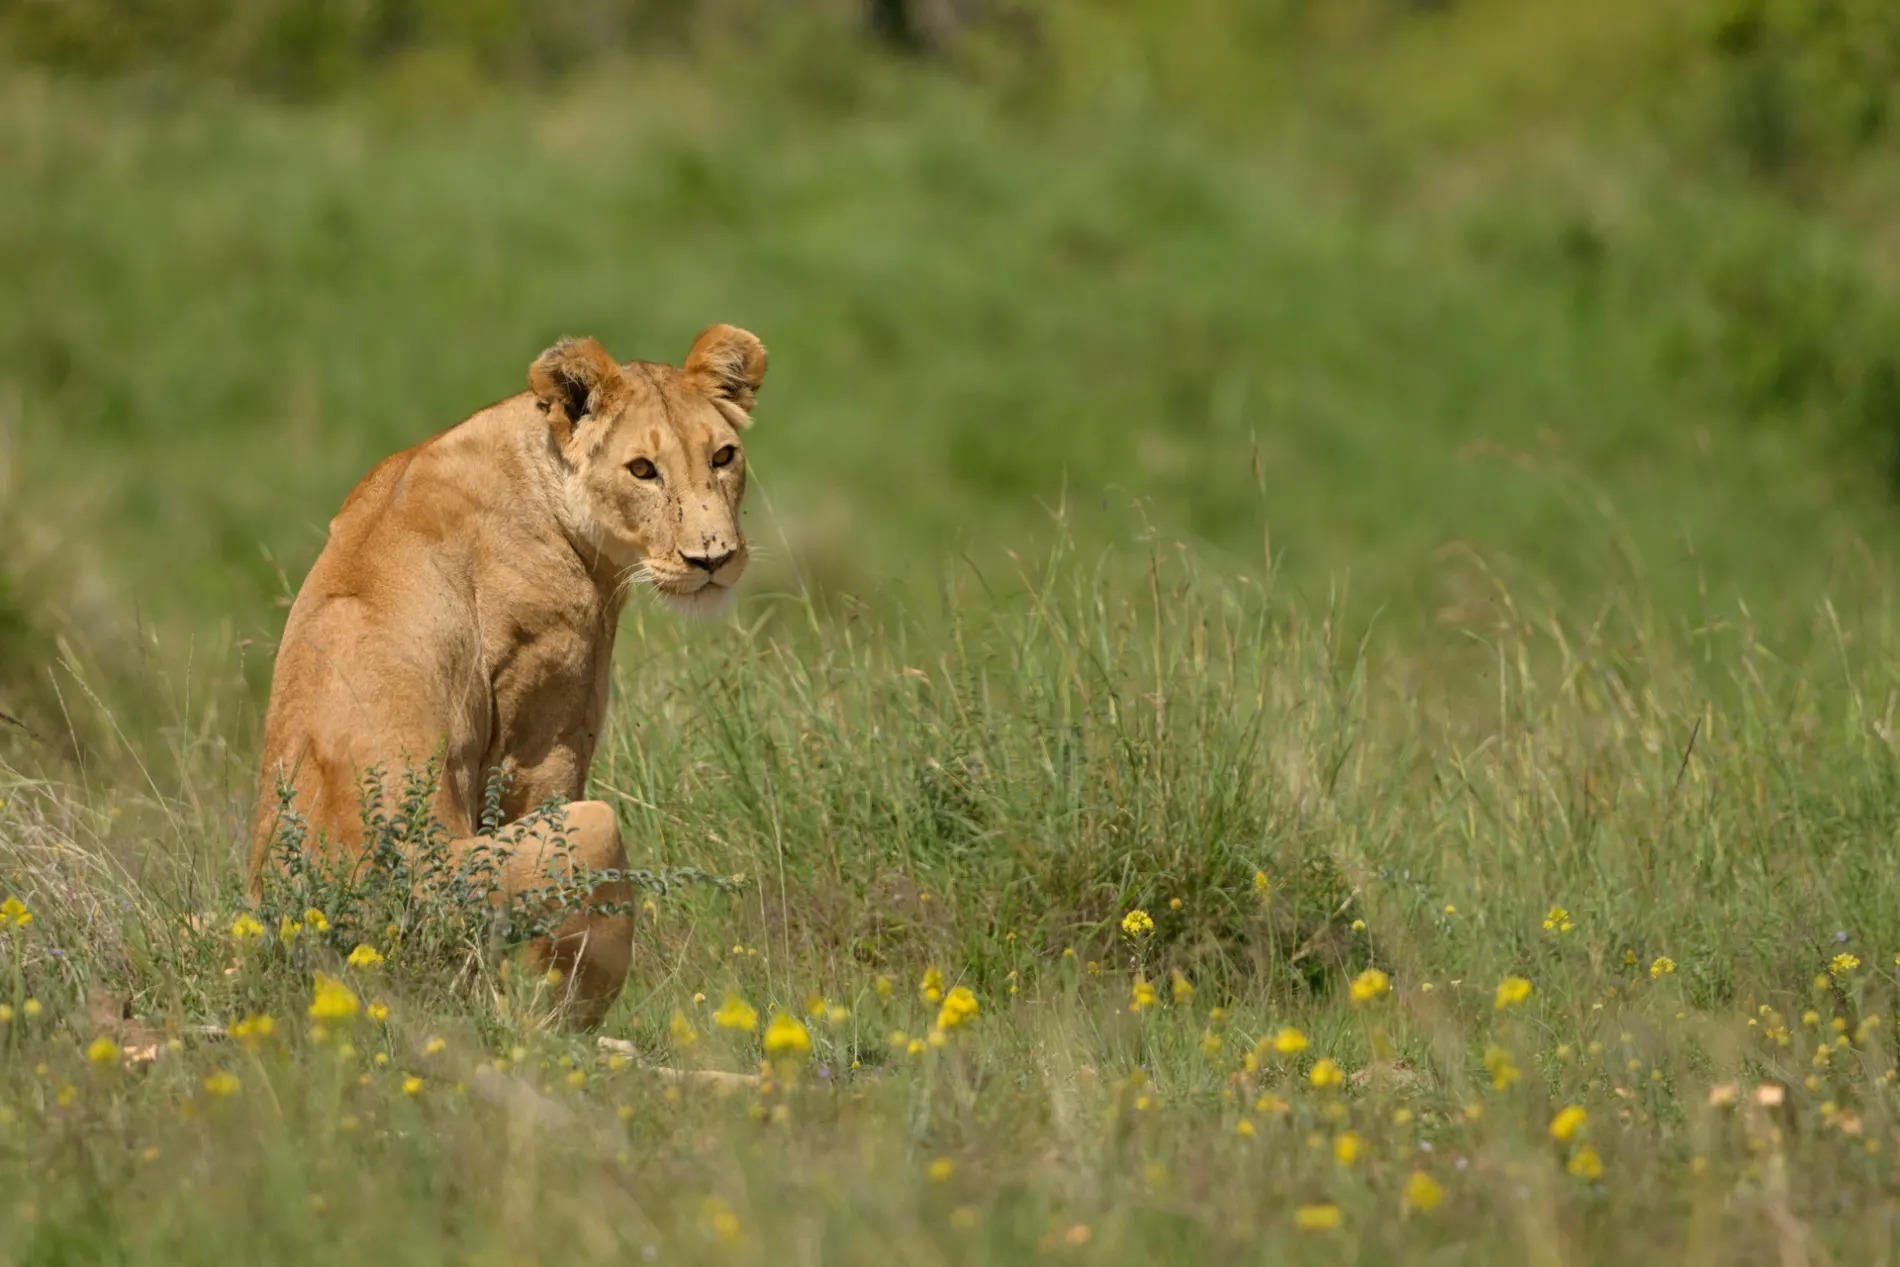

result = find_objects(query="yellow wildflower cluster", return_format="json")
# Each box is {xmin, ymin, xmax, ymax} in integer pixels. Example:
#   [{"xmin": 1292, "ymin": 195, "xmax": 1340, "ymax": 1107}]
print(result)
[
  {"xmin": 763, "ymin": 1013, "xmax": 812, "ymax": 1057},
  {"xmin": 1495, "ymin": 976, "xmax": 1533, "ymax": 1009},
  {"xmin": 713, "ymin": 993, "xmax": 759, "ymax": 1032},
  {"xmin": 1121, "ymin": 909, "xmax": 1155, "ymax": 938},
  {"xmin": 1308, "ymin": 1058, "xmax": 1344, "ymax": 1089},
  {"xmin": 937, "ymin": 985, "xmax": 980, "ymax": 1030},
  {"xmin": 308, "ymin": 973, "xmax": 361, "ymax": 1022},
  {"xmin": 0, "ymin": 896, "xmax": 33, "ymax": 929},
  {"xmin": 1484, "ymin": 1045, "xmax": 1522, "ymax": 1090},
  {"xmin": 1549, "ymin": 1105, "xmax": 1588, "ymax": 1142},
  {"xmin": 1349, "ymin": 967, "xmax": 1390, "ymax": 1004}
]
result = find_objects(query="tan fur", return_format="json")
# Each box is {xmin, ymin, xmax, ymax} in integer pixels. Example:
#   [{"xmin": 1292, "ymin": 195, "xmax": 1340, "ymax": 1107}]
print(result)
[{"xmin": 251, "ymin": 325, "xmax": 768, "ymax": 1027}]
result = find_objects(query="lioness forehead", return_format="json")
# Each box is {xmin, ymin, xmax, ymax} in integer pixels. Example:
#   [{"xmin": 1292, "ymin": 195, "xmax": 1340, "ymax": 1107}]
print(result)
[{"xmin": 606, "ymin": 362, "xmax": 728, "ymax": 450}]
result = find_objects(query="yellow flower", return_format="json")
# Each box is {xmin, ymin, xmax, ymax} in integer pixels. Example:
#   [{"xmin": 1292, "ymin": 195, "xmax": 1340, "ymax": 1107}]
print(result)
[
  {"xmin": 1309, "ymin": 1058, "xmax": 1344, "ymax": 1089},
  {"xmin": 1170, "ymin": 968, "xmax": 1195, "ymax": 1004},
  {"xmin": 1567, "ymin": 1145, "xmax": 1604, "ymax": 1181},
  {"xmin": 229, "ymin": 914, "xmax": 265, "ymax": 942},
  {"xmin": 0, "ymin": 1004, "xmax": 12, "ymax": 1023},
  {"xmin": 231, "ymin": 1014, "xmax": 274, "ymax": 1047},
  {"xmin": 874, "ymin": 975, "xmax": 895, "ymax": 999},
  {"xmin": 86, "ymin": 1037, "xmax": 120, "ymax": 1066},
  {"xmin": 23, "ymin": 999, "xmax": 40, "ymax": 1018},
  {"xmin": 1484, "ymin": 1045, "xmax": 1521, "ymax": 1090},
  {"xmin": 1121, "ymin": 909, "xmax": 1155, "ymax": 938},
  {"xmin": 669, "ymin": 1010, "xmax": 699, "ymax": 1047},
  {"xmin": 1293, "ymin": 1203, "xmax": 1342, "ymax": 1232},
  {"xmin": 423, "ymin": 1036, "xmax": 446, "ymax": 1056},
  {"xmin": 1494, "ymin": 976, "xmax": 1533, "ymax": 1009},
  {"xmin": 1549, "ymin": 1105, "xmax": 1588, "ymax": 1142},
  {"xmin": 937, "ymin": 985, "xmax": 980, "ymax": 1030},
  {"xmin": 703, "ymin": 1197, "xmax": 742, "ymax": 1246},
  {"xmin": 403, "ymin": 1076, "xmax": 423, "ymax": 1096},
  {"xmin": 279, "ymin": 916, "xmax": 302, "ymax": 947},
  {"xmin": 367, "ymin": 1001, "xmax": 389, "ymax": 1021},
  {"xmin": 1270, "ymin": 1026, "xmax": 1308, "ymax": 1055},
  {"xmin": 1130, "ymin": 979, "xmax": 1158, "ymax": 1012},
  {"xmin": 1253, "ymin": 871, "xmax": 1271, "ymax": 900},
  {"xmin": 1349, "ymin": 968, "xmax": 1390, "ymax": 1004},
  {"xmin": 1650, "ymin": 957, "xmax": 1677, "ymax": 979},
  {"xmin": 927, "ymin": 1158, "xmax": 955, "ymax": 1182},
  {"xmin": 1831, "ymin": 953, "xmax": 1861, "ymax": 977},
  {"xmin": 0, "ymin": 896, "xmax": 32, "ymax": 929},
  {"xmin": 1543, "ymin": 905, "xmax": 1573, "ymax": 933},
  {"xmin": 203, "ymin": 1071, "xmax": 241, "ymax": 1096},
  {"xmin": 712, "ymin": 993, "xmax": 758, "ymax": 1032},
  {"xmin": 346, "ymin": 944, "xmax": 385, "ymax": 968},
  {"xmin": 302, "ymin": 908, "xmax": 330, "ymax": 933},
  {"xmin": 1334, "ymin": 1131, "xmax": 1362, "ymax": 1165},
  {"xmin": 308, "ymin": 972, "xmax": 361, "ymax": 1022},
  {"xmin": 763, "ymin": 1013, "xmax": 812, "ymax": 1057},
  {"xmin": 1200, "ymin": 1030, "xmax": 1223, "ymax": 1059},
  {"xmin": 920, "ymin": 967, "xmax": 944, "ymax": 1003},
  {"xmin": 1404, "ymin": 1170, "xmax": 1445, "ymax": 1212},
  {"xmin": 1235, "ymin": 1118, "xmax": 1255, "ymax": 1137}
]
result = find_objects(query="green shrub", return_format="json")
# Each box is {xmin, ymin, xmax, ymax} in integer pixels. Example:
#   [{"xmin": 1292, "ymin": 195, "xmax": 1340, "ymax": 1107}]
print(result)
[{"xmin": 1709, "ymin": 0, "xmax": 1900, "ymax": 175}]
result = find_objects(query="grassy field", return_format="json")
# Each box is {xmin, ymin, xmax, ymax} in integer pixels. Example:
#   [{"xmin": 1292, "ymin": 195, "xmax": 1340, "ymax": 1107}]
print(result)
[{"xmin": 7, "ymin": 2, "xmax": 1900, "ymax": 1262}]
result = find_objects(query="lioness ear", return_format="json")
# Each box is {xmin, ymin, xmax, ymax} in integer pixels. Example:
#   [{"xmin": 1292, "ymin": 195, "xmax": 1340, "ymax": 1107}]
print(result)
[
  {"xmin": 529, "ymin": 336, "xmax": 624, "ymax": 442},
  {"xmin": 683, "ymin": 324, "xmax": 768, "ymax": 423}
]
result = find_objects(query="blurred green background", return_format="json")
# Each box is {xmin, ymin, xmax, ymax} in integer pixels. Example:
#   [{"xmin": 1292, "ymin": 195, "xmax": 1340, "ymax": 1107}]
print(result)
[{"xmin": 3, "ymin": 0, "xmax": 1900, "ymax": 723}]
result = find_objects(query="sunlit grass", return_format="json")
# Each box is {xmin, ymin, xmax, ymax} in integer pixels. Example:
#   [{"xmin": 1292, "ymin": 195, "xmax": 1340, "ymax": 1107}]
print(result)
[{"xmin": 5, "ymin": 547, "xmax": 1900, "ymax": 1261}]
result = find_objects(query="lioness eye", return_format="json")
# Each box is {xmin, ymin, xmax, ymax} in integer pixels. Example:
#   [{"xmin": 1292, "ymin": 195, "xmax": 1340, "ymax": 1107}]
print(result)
[
  {"xmin": 627, "ymin": 458, "xmax": 658, "ymax": 481},
  {"xmin": 711, "ymin": 445, "xmax": 737, "ymax": 469}
]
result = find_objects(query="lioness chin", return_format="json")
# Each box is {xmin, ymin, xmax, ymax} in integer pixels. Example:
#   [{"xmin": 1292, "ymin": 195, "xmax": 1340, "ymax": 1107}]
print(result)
[{"xmin": 251, "ymin": 324, "xmax": 768, "ymax": 1027}]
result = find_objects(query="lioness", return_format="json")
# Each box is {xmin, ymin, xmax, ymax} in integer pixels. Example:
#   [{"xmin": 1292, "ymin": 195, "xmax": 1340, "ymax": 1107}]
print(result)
[{"xmin": 251, "ymin": 325, "xmax": 768, "ymax": 1027}]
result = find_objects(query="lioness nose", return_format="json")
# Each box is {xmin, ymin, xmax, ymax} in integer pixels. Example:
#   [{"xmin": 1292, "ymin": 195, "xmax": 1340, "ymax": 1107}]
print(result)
[{"xmin": 681, "ymin": 548, "xmax": 737, "ymax": 573}]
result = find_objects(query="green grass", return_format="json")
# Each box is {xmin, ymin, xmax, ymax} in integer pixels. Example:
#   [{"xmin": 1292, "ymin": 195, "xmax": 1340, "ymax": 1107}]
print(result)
[
  {"xmin": 9, "ymin": 3, "xmax": 1900, "ymax": 1261},
  {"xmin": 3, "ymin": 31, "xmax": 1898, "ymax": 662},
  {"xmin": 9, "ymin": 550, "xmax": 1900, "ymax": 1262}
]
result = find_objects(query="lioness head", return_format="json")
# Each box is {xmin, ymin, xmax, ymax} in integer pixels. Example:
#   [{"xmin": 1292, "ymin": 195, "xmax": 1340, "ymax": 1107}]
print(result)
[{"xmin": 530, "ymin": 325, "xmax": 767, "ymax": 613}]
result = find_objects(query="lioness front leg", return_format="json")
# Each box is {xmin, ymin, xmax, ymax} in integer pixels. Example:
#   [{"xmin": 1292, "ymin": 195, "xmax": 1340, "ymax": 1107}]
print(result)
[{"xmin": 450, "ymin": 799, "xmax": 634, "ymax": 1030}]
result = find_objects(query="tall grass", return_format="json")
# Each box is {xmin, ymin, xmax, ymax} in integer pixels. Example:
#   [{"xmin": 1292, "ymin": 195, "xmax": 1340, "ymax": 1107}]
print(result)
[
  {"xmin": 7, "ymin": 2, "xmax": 1900, "ymax": 1259},
  {"xmin": 5, "ymin": 545, "xmax": 1900, "ymax": 1261}
]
